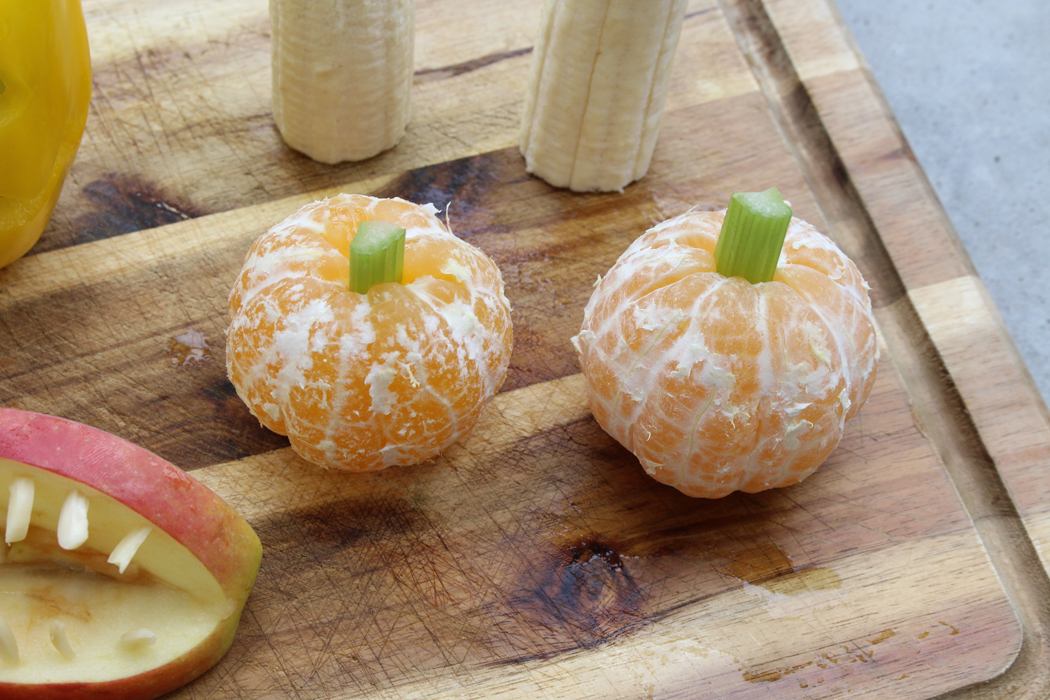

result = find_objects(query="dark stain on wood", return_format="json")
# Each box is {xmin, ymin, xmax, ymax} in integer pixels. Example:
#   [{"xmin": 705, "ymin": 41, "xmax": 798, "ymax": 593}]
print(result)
[
  {"xmin": 375, "ymin": 153, "xmax": 508, "ymax": 228},
  {"xmin": 36, "ymin": 174, "xmax": 205, "ymax": 253},
  {"xmin": 494, "ymin": 537, "xmax": 648, "ymax": 663},
  {"xmin": 79, "ymin": 174, "xmax": 202, "ymax": 237}
]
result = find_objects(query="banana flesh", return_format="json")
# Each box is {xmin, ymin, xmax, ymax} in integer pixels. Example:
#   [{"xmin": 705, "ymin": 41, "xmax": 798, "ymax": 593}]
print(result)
[
  {"xmin": 270, "ymin": 0, "xmax": 415, "ymax": 164},
  {"xmin": 520, "ymin": 0, "xmax": 688, "ymax": 192}
]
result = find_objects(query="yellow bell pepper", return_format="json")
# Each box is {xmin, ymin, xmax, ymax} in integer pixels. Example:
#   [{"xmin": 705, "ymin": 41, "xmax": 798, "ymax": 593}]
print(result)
[{"xmin": 0, "ymin": 0, "xmax": 91, "ymax": 269}]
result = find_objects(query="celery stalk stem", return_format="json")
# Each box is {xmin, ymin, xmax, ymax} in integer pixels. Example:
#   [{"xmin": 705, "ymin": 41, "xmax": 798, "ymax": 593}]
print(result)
[
  {"xmin": 349, "ymin": 220, "xmax": 406, "ymax": 293},
  {"xmin": 714, "ymin": 188, "xmax": 792, "ymax": 284}
]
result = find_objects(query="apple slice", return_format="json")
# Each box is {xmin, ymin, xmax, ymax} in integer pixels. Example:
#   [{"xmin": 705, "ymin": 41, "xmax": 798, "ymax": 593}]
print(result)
[{"xmin": 0, "ymin": 408, "xmax": 262, "ymax": 699}]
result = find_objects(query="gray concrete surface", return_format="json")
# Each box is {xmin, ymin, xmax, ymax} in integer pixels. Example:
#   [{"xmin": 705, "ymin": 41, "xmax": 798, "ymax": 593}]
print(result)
[{"xmin": 833, "ymin": 0, "xmax": 1050, "ymax": 408}]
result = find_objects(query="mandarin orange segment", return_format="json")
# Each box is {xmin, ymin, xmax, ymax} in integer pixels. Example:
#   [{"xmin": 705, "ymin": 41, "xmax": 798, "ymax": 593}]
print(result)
[
  {"xmin": 572, "ymin": 208, "xmax": 879, "ymax": 498},
  {"xmin": 227, "ymin": 194, "xmax": 513, "ymax": 472}
]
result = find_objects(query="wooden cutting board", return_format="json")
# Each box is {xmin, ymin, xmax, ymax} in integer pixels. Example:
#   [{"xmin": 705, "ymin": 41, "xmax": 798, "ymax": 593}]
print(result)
[{"xmin": 3, "ymin": 0, "xmax": 1050, "ymax": 697}]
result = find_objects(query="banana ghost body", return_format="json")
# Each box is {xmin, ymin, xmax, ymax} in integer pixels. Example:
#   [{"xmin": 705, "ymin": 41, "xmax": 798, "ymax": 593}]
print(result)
[
  {"xmin": 520, "ymin": 0, "xmax": 688, "ymax": 192},
  {"xmin": 270, "ymin": 0, "xmax": 414, "ymax": 164}
]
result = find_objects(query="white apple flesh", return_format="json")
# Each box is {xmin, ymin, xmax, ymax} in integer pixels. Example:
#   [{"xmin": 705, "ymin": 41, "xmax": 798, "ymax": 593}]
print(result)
[{"xmin": 0, "ymin": 408, "xmax": 262, "ymax": 699}]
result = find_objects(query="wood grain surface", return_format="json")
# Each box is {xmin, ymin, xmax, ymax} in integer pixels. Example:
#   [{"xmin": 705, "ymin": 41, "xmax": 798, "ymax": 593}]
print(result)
[{"xmin": 2, "ymin": 0, "xmax": 1049, "ymax": 697}]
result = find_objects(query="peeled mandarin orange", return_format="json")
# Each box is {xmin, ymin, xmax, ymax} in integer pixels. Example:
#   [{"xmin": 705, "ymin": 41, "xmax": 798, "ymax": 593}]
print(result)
[
  {"xmin": 571, "ymin": 207, "xmax": 879, "ymax": 498},
  {"xmin": 226, "ymin": 194, "xmax": 513, "ymax": 471}
]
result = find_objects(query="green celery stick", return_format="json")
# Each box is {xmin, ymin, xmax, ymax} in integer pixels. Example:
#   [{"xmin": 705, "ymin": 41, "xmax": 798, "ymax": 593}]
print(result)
[
  {"xmin": 714, "ymin": 188, "xmax": 792, "ymax": 284},
  {"xmin": 349, "ymin": 220, "xmax": 406, "ymax": 294}
]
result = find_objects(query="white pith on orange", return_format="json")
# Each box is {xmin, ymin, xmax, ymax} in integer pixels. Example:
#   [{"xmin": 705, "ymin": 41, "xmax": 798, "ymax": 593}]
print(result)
[
  {"xmin": 572, "ymin": 208, "xmax": 879, "ymax": 498},
  {"xmin": 227, "ymin": 194, "xmax": 513, "ymax": 472}
]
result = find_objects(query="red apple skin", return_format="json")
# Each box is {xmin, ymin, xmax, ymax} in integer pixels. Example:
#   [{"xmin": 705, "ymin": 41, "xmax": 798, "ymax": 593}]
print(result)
[{"xmin": 0, "ymin": 408, "xmax": 263, "ymax": 700}]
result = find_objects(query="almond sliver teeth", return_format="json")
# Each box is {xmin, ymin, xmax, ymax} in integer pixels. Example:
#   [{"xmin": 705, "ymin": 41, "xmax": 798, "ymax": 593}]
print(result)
[
  {"xmin": 0, "ymin": 615, "xmax": 17, "ymax": 665},
  {"xmin": 57, "ymin": 490, "xmax": 89, "ymax": 550},
  {"xmin": 50, "ymin": 621, "xmax": 76, "ymax": 660},
  {"xmin": 108, "ymin": 526, "xmax": 152, "ymax": 574},
  {"xmin": 5, "ymin": 477, "xmax": 34, "ymax": 544},
  {"xmin": 121, "ymin": 628, "xmax": 157, "ymax": 649}
]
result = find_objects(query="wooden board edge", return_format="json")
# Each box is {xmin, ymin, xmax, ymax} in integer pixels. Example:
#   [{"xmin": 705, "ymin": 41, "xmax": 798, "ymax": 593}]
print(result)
[{"xmin": 731, "ymin": 0, "xmax": 1050, "ymax": 696}]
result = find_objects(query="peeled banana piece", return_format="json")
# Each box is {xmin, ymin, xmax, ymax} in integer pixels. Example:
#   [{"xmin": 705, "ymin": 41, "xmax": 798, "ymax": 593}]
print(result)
[
  {"xmin": 520, "ymin": 0, "xmax": 688, "ymax": 192},
  {"xmin": 270, "ymin": 0, "xmax": 415, "ymax": 164}
]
